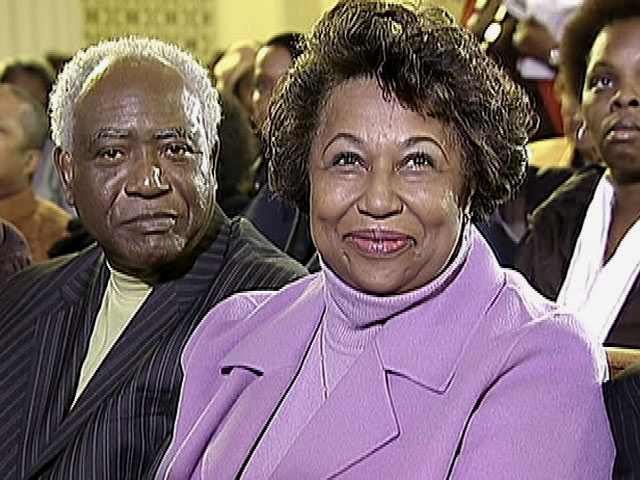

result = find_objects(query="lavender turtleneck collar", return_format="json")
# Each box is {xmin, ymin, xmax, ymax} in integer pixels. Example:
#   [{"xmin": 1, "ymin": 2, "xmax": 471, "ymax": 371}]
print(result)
[{"xmin": 321, "ymin": 223, "xmax": 472, "ymax": 351}]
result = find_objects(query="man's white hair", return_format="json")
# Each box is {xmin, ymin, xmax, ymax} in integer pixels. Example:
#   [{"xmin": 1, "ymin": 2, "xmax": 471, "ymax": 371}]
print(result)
[{"xmin": 50, "ymin": 36, "xmax": 220, "ymax": 153}]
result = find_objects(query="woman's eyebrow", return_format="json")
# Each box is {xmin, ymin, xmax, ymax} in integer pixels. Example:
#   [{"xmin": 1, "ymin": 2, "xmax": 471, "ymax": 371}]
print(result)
[
  {"xmin": 402, "ymin": 135, "xmax": 449, "ymax": 161},
  {"xmin": 322, "ymin": 132, "xmax": 364, "ymax": 156}
]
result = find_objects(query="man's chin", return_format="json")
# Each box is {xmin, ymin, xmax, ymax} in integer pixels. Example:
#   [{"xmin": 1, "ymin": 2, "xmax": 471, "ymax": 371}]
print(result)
[{"xmin": 105, "ymin": 242, "xmax": 189, "ymax": 278}]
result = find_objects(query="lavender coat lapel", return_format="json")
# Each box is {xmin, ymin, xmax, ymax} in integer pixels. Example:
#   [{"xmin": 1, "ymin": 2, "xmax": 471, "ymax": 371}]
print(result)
[
  {"xmin": 272, "ymin": 344, "xmax": 400, "ymax": 479},
  {"xmin": 161, "ymin": 276, "xmax": 326, "ymax": 479}
]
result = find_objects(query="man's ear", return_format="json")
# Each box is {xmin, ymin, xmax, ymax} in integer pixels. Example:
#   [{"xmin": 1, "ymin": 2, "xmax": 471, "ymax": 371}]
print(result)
[
  {"xmin": 54, "ymin": 147, "xmax": 75, "ymax": 206},
  {"xmin": 210, "ymin": 141, "xmax": 220, "ymax": 189}
]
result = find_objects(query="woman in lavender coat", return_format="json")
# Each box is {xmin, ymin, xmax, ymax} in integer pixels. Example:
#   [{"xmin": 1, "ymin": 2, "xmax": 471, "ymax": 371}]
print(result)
[{"xmin": 157, "ymin": 2, "xmax": 614, "ymax": 478}]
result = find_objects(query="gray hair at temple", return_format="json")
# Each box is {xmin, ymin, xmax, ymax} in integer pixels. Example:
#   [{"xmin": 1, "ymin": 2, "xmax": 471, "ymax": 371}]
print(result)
[{"xmin": 49, "ymin": 36, "xmax": 221, "ymax": 154}]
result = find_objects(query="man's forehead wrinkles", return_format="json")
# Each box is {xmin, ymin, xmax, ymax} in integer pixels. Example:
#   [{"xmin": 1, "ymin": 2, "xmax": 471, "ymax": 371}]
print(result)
[
  {"xmin": 88, "ymin": 126, "xmax": 199, "ymax": 142},
  {"xmin": 154, "ymin": 127, "xmax": 194, "ymax": 140},
  {"xmin": 92, "ymin": 128, "xmax": 132, "ymax": 141}
]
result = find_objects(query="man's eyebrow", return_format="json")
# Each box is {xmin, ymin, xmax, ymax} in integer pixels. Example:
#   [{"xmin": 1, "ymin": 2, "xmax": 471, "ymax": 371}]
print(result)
[
  {"xmin": 154, "ymin": 127, "xmax": 193, "ymax": 141},
  {"xmin": 91, "ymin": 128, "xmax": 131, "ymax": 141}
]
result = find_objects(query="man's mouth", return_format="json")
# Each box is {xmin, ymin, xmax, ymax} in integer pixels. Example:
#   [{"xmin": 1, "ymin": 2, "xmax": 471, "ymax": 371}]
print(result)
[
  {"xmin": 606, "ymin": 118, "xmax": 640, "ymax": 142},
  {"xmin": 345, "ymin": 230, "xmax": 414, "ymax": 255},
  {"xmin": 123, "ymin": 212, "xmax": 178, "ymax": 233}
]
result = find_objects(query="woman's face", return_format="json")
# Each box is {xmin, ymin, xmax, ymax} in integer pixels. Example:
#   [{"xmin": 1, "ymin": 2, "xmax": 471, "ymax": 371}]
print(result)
[
  {"xmin": 582, "ymin": 18, "xmax": 640, "ymax": 181},
  {"xmin": 309, "ymin": 78, "xmax": 467, "ymax": 295}
]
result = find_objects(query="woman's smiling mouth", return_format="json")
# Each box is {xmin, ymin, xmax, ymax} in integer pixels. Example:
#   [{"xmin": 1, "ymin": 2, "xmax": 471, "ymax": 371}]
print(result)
[{"xmin": 345, "ymin": 229, "xmax": 415, "ymax": 255}]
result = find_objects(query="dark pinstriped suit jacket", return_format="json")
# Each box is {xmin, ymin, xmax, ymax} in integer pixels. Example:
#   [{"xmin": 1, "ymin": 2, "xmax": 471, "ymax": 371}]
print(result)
[
  {"xmin": 0, "ymin": 208, "xmax": 306, "ymax": 479},
  {"xmin": 605, "ymin": 364, "xmax": 640, "ymax": 479}
]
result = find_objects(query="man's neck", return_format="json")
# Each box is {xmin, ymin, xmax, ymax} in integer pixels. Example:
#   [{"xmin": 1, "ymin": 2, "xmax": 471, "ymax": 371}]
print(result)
[{"xmin": 104, "ymin": 209, "xmax": 222, "ymax": 285}]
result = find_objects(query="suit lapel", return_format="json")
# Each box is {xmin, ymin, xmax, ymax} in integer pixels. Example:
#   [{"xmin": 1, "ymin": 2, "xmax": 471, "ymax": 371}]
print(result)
[
  {"xmin": 25, "ymin": 213, "xmax": 232, "ymax": 477},
  {"xmin": 21, "ymin": 251, "xmax": 107, "ymax": 476},
  {"xmin": 25, "ymin": 279, "xmax": 182, "ymax": 477}
]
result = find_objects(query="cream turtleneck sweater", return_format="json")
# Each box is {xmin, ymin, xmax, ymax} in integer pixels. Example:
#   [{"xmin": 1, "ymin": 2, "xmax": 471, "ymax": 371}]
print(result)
[{"xmin": 72, "ymin": 264, "xmax": 152, "ymax": 405}]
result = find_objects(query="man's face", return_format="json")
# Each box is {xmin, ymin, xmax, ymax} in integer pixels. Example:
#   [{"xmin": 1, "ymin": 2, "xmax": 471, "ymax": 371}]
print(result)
[
  {"xmin": 0, "ymin": 90, "xmax": 34, "ymax": 197},
  {"xmin": 58, "ymin": 58, "xmax": 217, "ymax": 277}
]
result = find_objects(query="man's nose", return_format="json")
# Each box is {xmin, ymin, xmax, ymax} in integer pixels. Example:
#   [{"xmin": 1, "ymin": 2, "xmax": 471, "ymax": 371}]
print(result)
[
  {"xmin": 124, "ymin": 145, "xmax": 171, "ymax": 197},
  {"xmin": 611, "ymin": 84, "xmax": 640, "ymax": 110},
  {"xmin": 356, "ymin": 169, "xmax": 404, "ymax": 219}
]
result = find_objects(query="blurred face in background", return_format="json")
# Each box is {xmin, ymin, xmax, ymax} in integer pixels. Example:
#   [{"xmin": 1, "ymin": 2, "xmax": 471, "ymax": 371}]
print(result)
[
  {"xmin": 251, "ymin": 45, "xmax": 293, "ymax": 129},
  {"xmin": 3, "ymin": 70, "xmax": 49, "ymax": 108},
  {"xmin": 581, "ymin": 18, "xmax": 640, "ymax": 181},
  {"xmin": 0, "ymin": 89, "xmax": 38, "ymax": 197}
]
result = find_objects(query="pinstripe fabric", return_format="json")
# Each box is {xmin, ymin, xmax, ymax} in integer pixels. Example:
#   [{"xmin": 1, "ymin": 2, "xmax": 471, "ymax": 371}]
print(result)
[
  {"xmin": 605, "ymin": 364, "xmax": 640, "ymax": 479},
  {"xmin": 0, "ymin": 208, "xmax": 306, "ymax": 480}
]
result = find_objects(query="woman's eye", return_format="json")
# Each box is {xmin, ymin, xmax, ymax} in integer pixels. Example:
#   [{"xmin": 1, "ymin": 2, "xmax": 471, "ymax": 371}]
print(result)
[
  {"xmin": 403, "ymin": 152, "xmax": 434, "ymax": 169},
  {"xmin": 331, "ymin": 151, "xmax": 363, "ymax": 167}
]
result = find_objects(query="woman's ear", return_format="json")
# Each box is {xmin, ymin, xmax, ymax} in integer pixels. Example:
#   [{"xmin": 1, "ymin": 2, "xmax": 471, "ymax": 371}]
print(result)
[
  {"xmin": 462, "ymin": 176, "xmax": 476, "ymax": 220},
  {"xmin": 54, "ymin": 147, "xmax": 76, "ymax": 206}
]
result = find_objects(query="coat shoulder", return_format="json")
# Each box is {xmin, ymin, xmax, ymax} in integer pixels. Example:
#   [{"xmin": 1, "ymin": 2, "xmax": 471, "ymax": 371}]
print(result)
[{"xmin": 183, "ymin": 274, "xmax": 319, "ymax": 368}]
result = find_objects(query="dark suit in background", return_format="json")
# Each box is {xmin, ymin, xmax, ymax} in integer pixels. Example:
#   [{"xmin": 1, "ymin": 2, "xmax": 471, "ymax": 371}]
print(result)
[
  {"xmin": 605, "ymin": 364, "xmax": 640, "ymax": 479},
  {"xmin": 0, "ymin": 211, "xmax": 306, "ymax": 479}
]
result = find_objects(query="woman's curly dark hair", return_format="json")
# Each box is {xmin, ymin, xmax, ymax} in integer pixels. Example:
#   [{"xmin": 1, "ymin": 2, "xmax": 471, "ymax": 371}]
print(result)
[
  {"xmin": 264, "ymin": 1, "xmax": 536, "ymax": 222},
  {"xmin": 561, "ymin": 0, "xmax": 640, "ymax": 101}
]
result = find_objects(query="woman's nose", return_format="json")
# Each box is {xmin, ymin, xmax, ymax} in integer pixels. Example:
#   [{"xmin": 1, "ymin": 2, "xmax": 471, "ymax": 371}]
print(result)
[{"xmin": 356, "ymin": 170, "xmax": 404, "ymax": 219}]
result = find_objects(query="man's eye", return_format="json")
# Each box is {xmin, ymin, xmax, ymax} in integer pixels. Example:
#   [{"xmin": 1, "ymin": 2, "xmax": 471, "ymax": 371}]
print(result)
[
  {"xmin": 98, "ymin": 148, "xmax": 124, "ymax": 161},
  {"xmin": 403, "ymin": 152, "xmax": 434, "ymax": 169},
  {"xmin": 163, "ymin": 143, "xmax": 195, "ymax": 158},
  {"xmin": 331, "ymin": 151, "xmax": 363, "ymax": 167},
  {"xmin": 590, "ymin": 75, "xmax": 614, "ymax": 90}
]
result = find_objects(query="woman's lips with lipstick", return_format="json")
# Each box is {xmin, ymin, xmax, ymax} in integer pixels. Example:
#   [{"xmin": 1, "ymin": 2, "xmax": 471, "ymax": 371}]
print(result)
[{"xmin": 345, "ymin": 230, "xmax": 414, "ymax": 255}]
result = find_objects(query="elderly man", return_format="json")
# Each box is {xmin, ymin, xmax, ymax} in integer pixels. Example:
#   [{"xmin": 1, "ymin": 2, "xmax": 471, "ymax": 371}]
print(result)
[
  {"xmin": 0, "ymin": 37, "xmax": 306, "ymax": 479},
  {"xmin": 0, "ymin": 84, "xmax": 70, "ymax": 261}
]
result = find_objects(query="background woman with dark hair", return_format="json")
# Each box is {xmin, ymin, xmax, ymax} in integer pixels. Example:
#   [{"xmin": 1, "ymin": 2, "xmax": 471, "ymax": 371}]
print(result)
[
  {"xmin": 158, "ymin": 2, "xmax": 612, "ymax": 478},
  {"xmin": 516, "ymin": 0, "xmax": 640, "ymax": 348}
]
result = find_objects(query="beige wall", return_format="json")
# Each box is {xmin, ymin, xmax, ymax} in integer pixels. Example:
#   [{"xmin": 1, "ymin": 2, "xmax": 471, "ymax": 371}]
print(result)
[
  {"xmin": 214, "ymin": 0, "xmax": 465, "ymax": 48},
  {"xmin": 0, "ymin": 0, "xmax": 82, "ymax": 61},
  {"xmin": 0, "ymin": 0, "xmax": 466, "ymax": 61}
]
